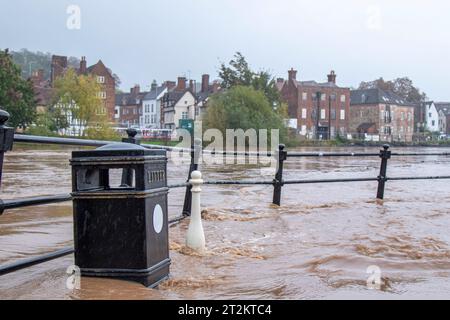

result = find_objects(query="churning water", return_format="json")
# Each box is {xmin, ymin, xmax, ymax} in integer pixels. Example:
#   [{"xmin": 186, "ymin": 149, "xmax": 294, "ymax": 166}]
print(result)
[{"xmin": 0, "ymin": 144, "xmax": 449, "ymax": 299}]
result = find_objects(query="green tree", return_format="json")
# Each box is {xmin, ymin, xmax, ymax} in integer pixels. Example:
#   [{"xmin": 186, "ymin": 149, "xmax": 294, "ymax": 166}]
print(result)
[
  {"xmin": 52, "ymin": 68, "xmax": 114, "ymax": 138},
  {"xmin": 0, "ymin": 49, "xmax": 37, "ymax": 129},
  {"xmin": 219, "ymin": 52, "xmax": 281, "ymax": 106},
  {"xmin": 358, "ymin": 77, "xmax": 427, "ymax": 104},
  {"xmin": 203, "ymin": 86, "xmax": 286, "ymax": 142}
]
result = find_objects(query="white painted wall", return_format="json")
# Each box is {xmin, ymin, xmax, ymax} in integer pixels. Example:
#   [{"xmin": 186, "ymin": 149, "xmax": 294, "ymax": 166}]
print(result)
[
  {"xmin": 141, "ymin": 87, "xmax": 167, "ymax": 129},
  {"xmin": 425, "ymin": 102, "xmax": 440, "ymax": 132}
]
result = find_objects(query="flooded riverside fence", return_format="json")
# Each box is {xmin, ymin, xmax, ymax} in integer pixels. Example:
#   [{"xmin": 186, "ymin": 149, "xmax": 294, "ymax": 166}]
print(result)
[{"xmin": 0, "ymin": 107, "xmax": 450, "ymax": 284}]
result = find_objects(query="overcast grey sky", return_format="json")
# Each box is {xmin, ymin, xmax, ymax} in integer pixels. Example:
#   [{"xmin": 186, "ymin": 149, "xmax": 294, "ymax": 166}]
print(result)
[{"xmin": 1, "ymin": 0, "xmax": 449, "ymax": 100}]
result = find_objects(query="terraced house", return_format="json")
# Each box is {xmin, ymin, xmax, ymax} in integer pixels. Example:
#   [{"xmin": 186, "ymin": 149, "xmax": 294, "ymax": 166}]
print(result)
[
  {"xmin": 277, "ymin": 68, "xmax": 350, "ymax": 139},
  {"xmin": 349, "ymin": 88, "xmax": 416, "ymax": 142}
]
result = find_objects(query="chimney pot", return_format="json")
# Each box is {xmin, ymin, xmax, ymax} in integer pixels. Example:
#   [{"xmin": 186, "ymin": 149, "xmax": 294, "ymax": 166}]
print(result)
[
  {"xmin": 288, "ymin": 68, "xmax": 297, "ymax": 81},
  {"xmin": 327, "ymin": 70, "xmax": 336, "ymax": 84},
  {"xmin": 80, "ymin": 56, "xmax": 87, "ymax": 74}
]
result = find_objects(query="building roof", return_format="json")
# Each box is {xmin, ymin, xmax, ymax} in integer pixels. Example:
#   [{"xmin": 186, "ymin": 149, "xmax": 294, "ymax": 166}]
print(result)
[
  {"xmin": 115, "ymin": 91, "xmax": 148, "ymax": 106},
  {"xmin": 143, "ymin": 86, "xmax": 167, "ymax": 101},
  {"xmin": 196, "ymin": 90, "xmax": 212, "ymax": 103},
  {"xmin": 163, "ymin": 89, "xmax": 194, "ymax": 105},
  {"xmin": 297, "ymin": 80, "xmax": 339, "ymax": 88},
  {"xmin": 435, "ymin": 102, "xmax": 450, "ymax": 115},
  {"xmin": 350, "ymin": 88, "xmax": 416, "ymax": 107}
]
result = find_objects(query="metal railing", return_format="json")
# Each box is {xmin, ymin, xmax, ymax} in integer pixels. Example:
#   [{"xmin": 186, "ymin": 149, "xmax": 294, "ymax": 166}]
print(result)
[{"xmin": 1, "ymin": 109, "xmax": 449, "ymax": 277}]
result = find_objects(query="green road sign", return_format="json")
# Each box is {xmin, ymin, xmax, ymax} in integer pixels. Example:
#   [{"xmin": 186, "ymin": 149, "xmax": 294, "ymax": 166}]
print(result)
[{"xmin": 179, "ymin": 119, "xmax": 194, "ymax": 134}]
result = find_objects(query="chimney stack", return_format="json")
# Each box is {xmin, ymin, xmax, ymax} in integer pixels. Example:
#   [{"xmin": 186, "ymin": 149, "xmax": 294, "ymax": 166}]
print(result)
[
  {"xmin": 164, "ymin": 81, "xmax": 176, "ymax": 90},
  {"xmin": 288, "ymin": 68, "xmax": 297, "ymax": 81},
  {"xmin": 80, "ymin": 56, "xmax": 87, "ymax": 74},
  {"xmin": 151, "ymin": 80, "xmax": 158, "ymax": 90},
  {"xmin": 189, "ymin": 79, "xmax": 195, "ymax": 92},
  {"xmin": 177, "ymin": 77, "xmax": 186, "ymax": 91},
  {"xmin": 327, "ymin": 70, "xmax": 336, "ymax": 84},
  {"xmin": 131, "ymin": 84, "xmax": 140, "ymax": 95},
  {"xmin": 201, "ymin": 74, "xmax": 210, "ymax": 93}
]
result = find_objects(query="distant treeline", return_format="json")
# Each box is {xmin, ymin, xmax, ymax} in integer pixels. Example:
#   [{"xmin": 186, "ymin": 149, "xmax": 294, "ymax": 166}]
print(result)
[{"xmin": 10, "ymin": 48, "xmax": 80, "ymax": 80}]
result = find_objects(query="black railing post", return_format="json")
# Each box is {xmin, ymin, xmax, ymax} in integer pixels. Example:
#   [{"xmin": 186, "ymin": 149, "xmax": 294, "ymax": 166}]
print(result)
[
  {"xmin": 120, "ymin": 128, "xmax": 140, "ymax": 187},
  {"xmin": 376, "ymin": 144, "xmax": 391, "ymax": 199},
  {"xmin": 273, "ymin": 144, "xmax": 287, "ymax": 205},
  {"xmin": 0, "ymin": 109, "xmax": 14, "ymax": 189},
  {"xmin": 182, "ymin": 138, "xmax": 201, "ymax": 216}
]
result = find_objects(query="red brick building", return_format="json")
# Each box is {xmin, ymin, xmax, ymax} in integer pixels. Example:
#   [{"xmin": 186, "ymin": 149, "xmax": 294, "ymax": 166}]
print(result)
[
  {"xmin": 50, "ymin": 55, "xmax": 116, "ymax": 121},
  {"xmin": 277, "ymin": 68, "xmax": 350, "ymax": 139}
]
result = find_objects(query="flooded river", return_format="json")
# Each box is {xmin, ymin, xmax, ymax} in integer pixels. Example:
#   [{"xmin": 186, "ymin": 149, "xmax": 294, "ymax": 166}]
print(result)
[{"xmin": 0, "ymin": 143, "xmax": 449, "ymax": 299}]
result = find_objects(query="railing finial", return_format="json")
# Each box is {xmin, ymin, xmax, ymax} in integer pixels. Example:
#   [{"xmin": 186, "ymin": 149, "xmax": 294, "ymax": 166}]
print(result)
[{"xmin": 0, "ymin": 109, "xmax": 10, "ymax": 127}]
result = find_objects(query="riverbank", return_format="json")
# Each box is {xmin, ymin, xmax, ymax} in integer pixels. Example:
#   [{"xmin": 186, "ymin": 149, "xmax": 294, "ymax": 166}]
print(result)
[{"xmin": 284, "ymin": 138, "xmax": 450, "ymax": 148}]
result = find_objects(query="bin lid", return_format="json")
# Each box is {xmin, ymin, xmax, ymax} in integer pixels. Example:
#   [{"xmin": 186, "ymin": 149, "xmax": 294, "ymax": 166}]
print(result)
[
  {"xmin": 97, "ymin": 143, "xmax": 146, "ymax": 151},
  {"xmin": 71, "ymin": 142, "xmax": 166, "ymax": 162}
]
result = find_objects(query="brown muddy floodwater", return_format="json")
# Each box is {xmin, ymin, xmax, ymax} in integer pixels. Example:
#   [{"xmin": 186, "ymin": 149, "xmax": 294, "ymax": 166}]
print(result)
[{"xmin": 0, "ymin": 143, "xmax": 449, "ymax": 299}]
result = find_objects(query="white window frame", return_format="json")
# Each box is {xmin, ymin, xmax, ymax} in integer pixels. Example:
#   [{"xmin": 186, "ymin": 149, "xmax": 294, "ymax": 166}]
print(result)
[{"xmin": 301, "ymin": 108, "xmax": 307, "ymax": 119}]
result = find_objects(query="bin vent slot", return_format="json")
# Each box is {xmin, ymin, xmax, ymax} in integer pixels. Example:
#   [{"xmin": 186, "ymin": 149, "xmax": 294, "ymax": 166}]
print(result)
[{"xmin": 109, "ymin": 168, "xmax": 136, "ymax": 189}]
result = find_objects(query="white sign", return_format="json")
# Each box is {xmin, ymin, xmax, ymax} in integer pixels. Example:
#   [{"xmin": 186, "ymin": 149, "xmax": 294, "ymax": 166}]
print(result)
[{"xmin": 153, "ymin": 204, "xmax": 163, "ymax": 234}]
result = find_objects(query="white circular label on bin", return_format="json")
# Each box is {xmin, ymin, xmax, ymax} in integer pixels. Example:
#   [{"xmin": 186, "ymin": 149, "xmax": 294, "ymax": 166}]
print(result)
[{"xmin": 153, "ymin": 204, "xmax": 163, "ymax": 234}]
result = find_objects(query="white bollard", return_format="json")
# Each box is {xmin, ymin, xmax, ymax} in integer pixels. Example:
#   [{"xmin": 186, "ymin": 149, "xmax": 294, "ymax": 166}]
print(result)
[{"xmin": 186, "ymin": 170, "xmax": 205, "ymax": 251}]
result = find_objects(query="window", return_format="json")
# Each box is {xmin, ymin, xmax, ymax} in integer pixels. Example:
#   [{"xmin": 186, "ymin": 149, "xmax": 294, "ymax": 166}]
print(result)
[
  {"xmin": 401, "ymin": 112, "xmax": 405, "ymax": 120},
  {"xmin": 321, "ymin": 93, "xmax": 326, "ymax": 101},
  {"xmin": 340, "ymin": 109, "xmax": 345, "ymax": 120},
  {"xmin": 311, "ymin": 109, "xmax": 317, "ymax": 120},
  {"xmin": 302, "ymin": 92, "xmax": 307, "ymax": 100},
  {"xmin": 340, "ymin": 94, "xmax": 346, "ymax": 102},
  {"xmin": 182, "ymin": 111, "xmax": 188, "ymax": 119},
  {"xmin": 97, "ymin": 76, "xmax": 105, "ymax": 83},
  {"xmin": 432, "ymin": 120, "xmax": 435, "ymax": 126},
  {"xmin": 151, "ymin": 104, "xmax": 154, "ymax": 113},
  {"xmin": 429, "ymin": 113, "xmax": 432, "ymax": 118},
  {"xmin": 320, "ymin": 109, "xmax": 326, "ymax": 119},
  {"xmin": 97, "ymin": 91, "xmax": 106, "ymax": 99},
  {"xmin": 301, "ymin": 108, "xmax": 307, "ymax": 119}
]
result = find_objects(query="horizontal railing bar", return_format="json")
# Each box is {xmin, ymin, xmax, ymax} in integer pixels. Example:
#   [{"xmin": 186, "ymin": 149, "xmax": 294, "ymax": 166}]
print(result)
[
  {"xmin": 287, "ymin": 152, "xmax": 450, "ymax": 158},
  {"xmin": 14, "ymin": 134, "xmax": 188, "ymax": 151},
  {"xmin": 387, "ymin": 176, "xmax": 450, "ymax": 181},
  {"xmin": 167, "ymin": 183, "xmax": 189, "ymax": 188},
  {"xmin": 204, "ymin": 180, "xmax": 273, "ymax": 185},
  {"xmin": 205, "ymin": 150, "xmax": 273, "ymax": 157},
  {"xmin": 390, "ymin": 152, "xmax": 450, "ymax": 156},
  {"xmin": 1, "ymin": 183, "xmax": 191, "ymax": 214},
  {"xmin": 14, "ymin": 134, "xmax": 111, "ymax": 147},
  {"xmin": 0, "ymin": 194, "xmax": 72, "ymax": 214},
  {"xmin": 287, "ymin": 152, "xmax": 381, "ymax": 157},
  {"xmin": 0, "ymin": 247, "xmax": 74, "ymax": 276},
  {"xmin": 283, "ymin": 177, "xmax": 379, "ymax": 184}
]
